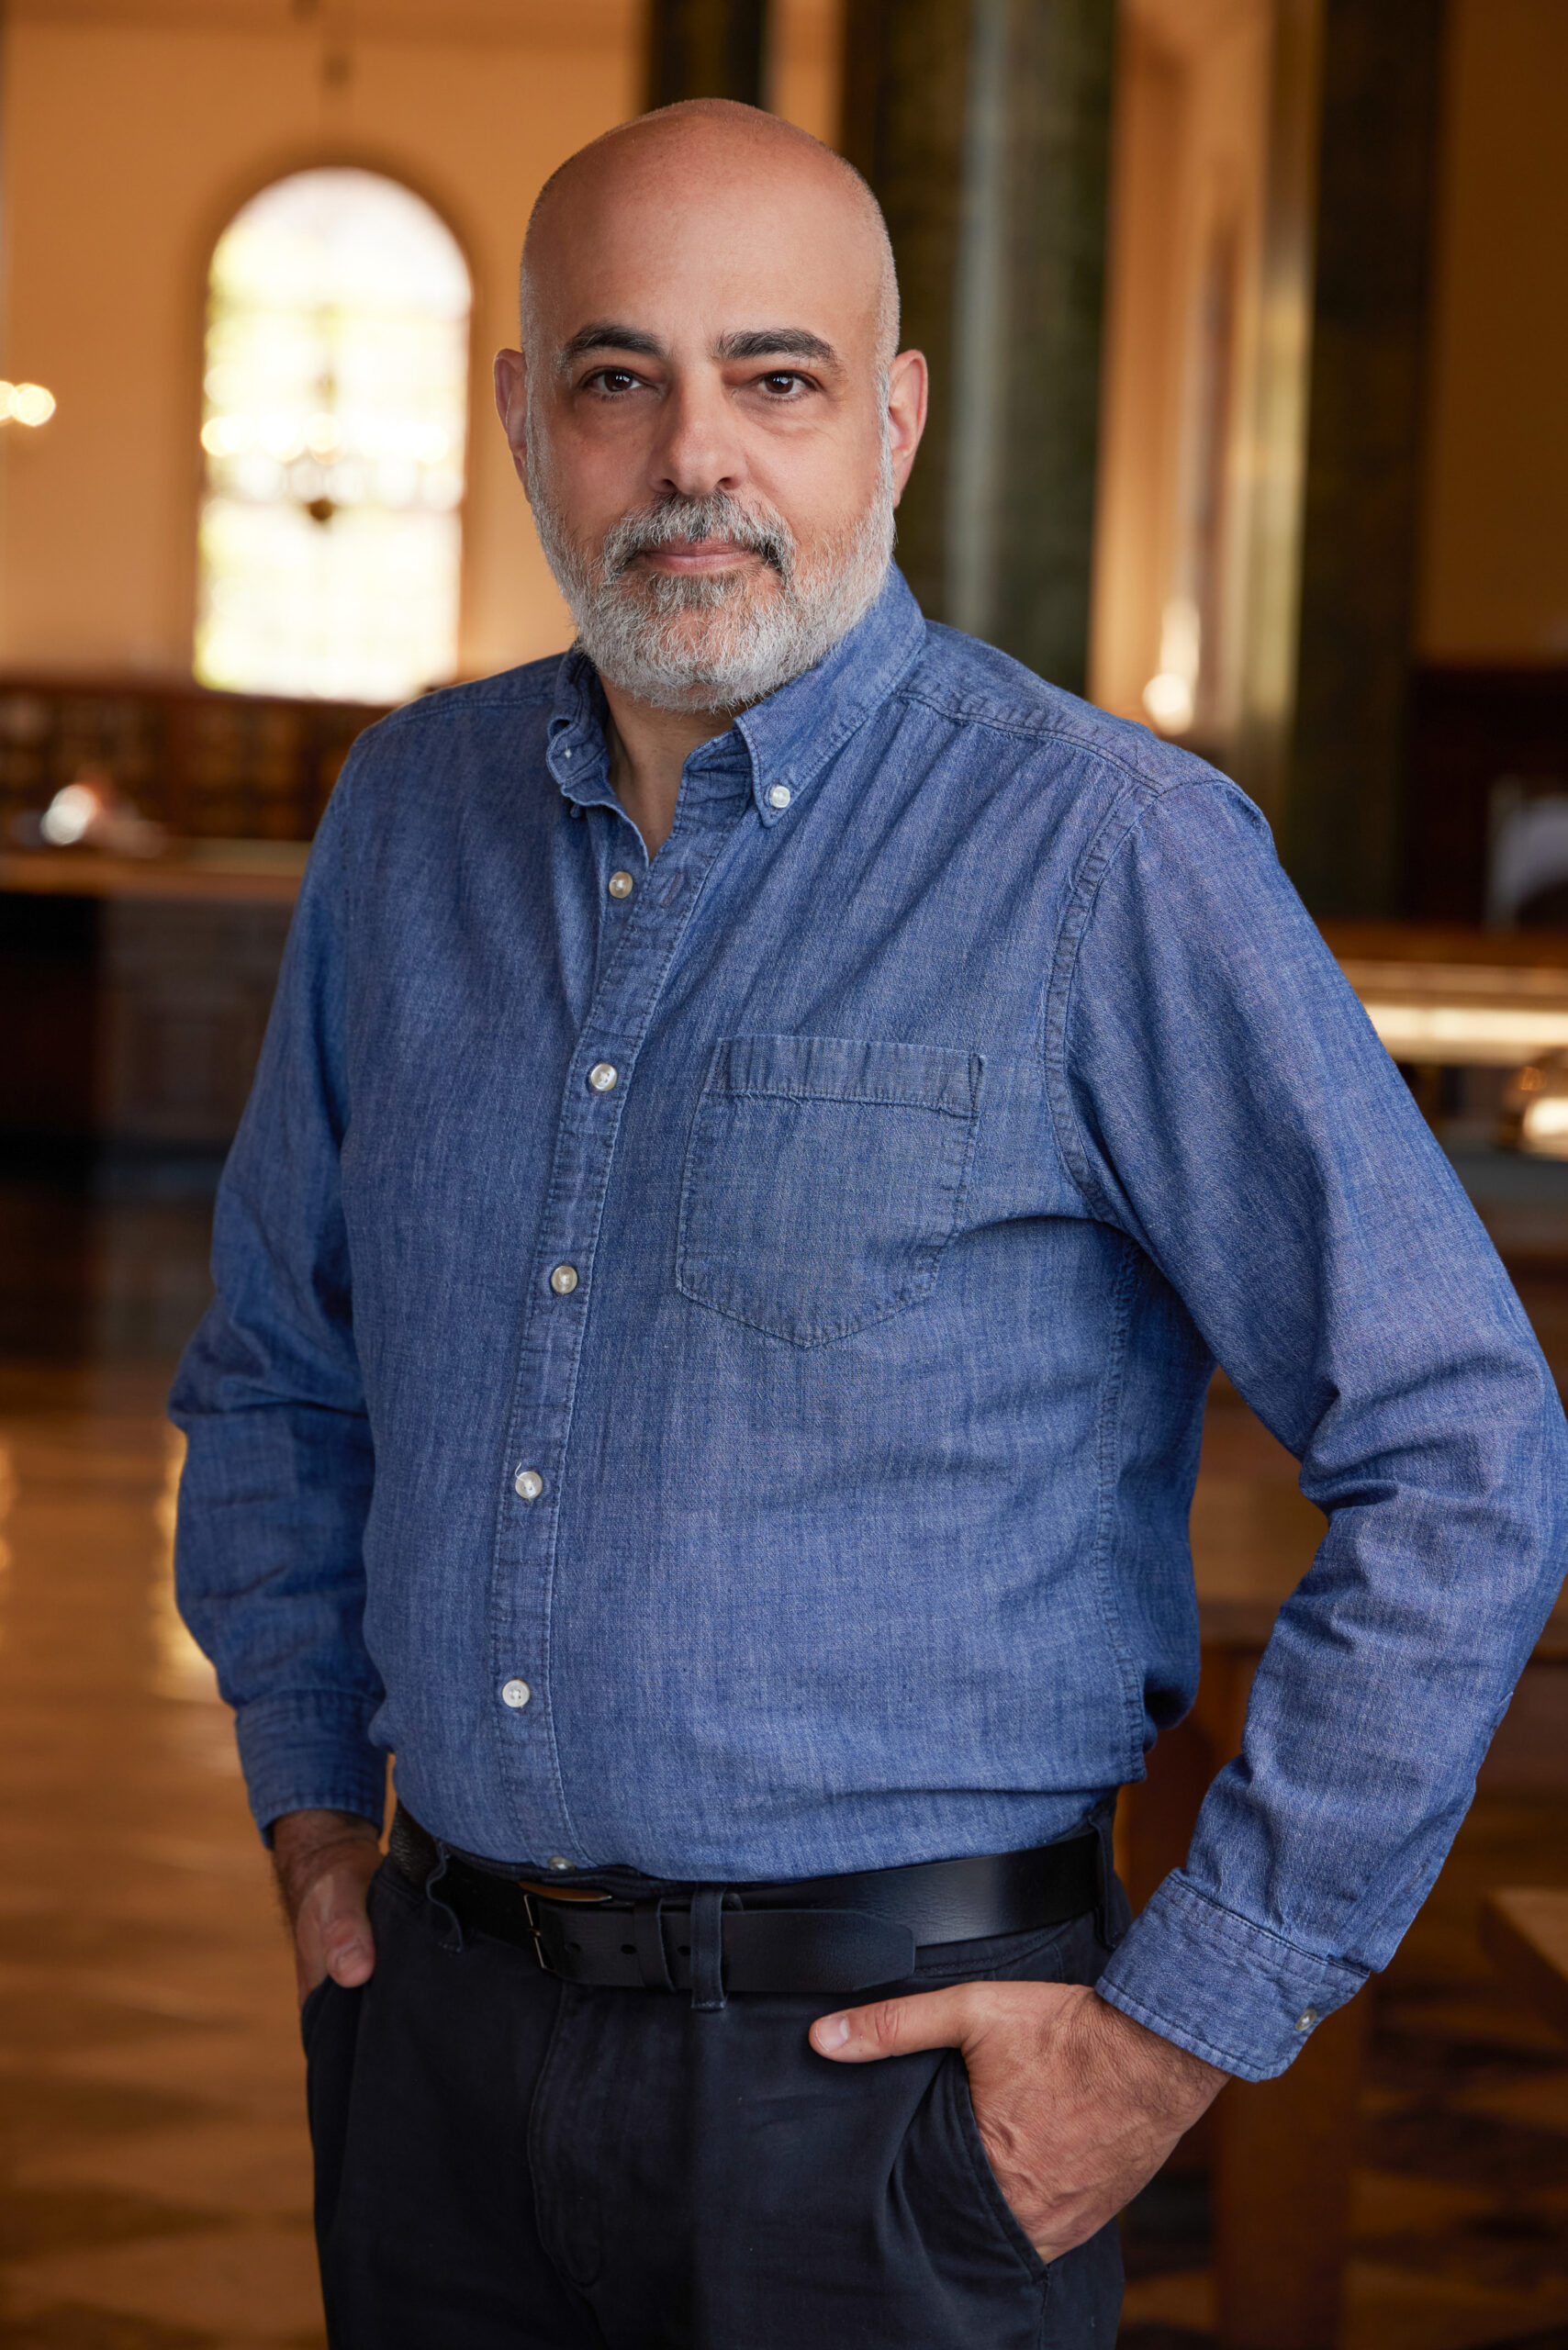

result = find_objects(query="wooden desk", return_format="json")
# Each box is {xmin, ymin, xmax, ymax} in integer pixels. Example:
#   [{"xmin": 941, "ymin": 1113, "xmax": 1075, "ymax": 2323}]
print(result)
[
  {"xmin": 0, "ymin": 841, "xmax": 308, "ymax": 906},
  {"xmin": 0, "ymin": 844, "xmax": 308, "ymax": 1148},
  {"xmin": 1480, "ymin": 1888, "xmax": 1568, "ymax": 2042},
  {"xmin": 1321, "ymin": 919, "xmax": 1568, "ymax": 1066}
]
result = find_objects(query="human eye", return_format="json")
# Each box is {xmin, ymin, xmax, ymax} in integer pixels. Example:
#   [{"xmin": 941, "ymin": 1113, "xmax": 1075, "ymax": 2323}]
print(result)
[
  {"xmin": 583, "ymin": 366, "xmax": 645, "ymax": 397},
  {"xmin": 756, "ymin": 370, "xmax": 812, "ymax": 399}
]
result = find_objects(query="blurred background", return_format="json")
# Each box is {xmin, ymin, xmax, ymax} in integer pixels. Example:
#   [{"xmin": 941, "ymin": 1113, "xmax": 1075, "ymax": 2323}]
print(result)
[{"xmin": 0, "ymin": 5, "xmax": 1565, "ymax": 2348}]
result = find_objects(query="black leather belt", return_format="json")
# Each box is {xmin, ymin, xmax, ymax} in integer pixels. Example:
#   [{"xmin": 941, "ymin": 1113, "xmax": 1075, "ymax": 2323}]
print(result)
[{"xmin": 388, "ymin": 1805, "xmax": 1100, "ymax": 1998}]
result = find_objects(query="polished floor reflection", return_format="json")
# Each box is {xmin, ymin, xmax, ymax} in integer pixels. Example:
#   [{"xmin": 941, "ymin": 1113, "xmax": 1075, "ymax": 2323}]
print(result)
[
  {"xmin": 0, "ymin": 1356, "xmax": 323, "ymax": 2349},
  {"xmin": 0, "ymin": 1188, "xmax": 1564, "ymax": 2348}
]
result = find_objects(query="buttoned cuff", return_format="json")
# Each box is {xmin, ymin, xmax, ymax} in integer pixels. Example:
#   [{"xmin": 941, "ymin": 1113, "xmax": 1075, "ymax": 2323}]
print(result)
[
  {"xmin": 233, "ymin": 1690, "xmax": 387, "ymax": 1842},
  {"xmin": 1093, "ymin": 1872, "xmax": 1369, "ymax": 2081}
]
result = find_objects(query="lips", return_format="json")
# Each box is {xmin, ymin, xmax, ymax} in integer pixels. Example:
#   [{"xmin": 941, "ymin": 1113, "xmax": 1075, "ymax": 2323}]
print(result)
[{"xmin": 643, "ymin": 538, "xmax": 757, "ymax": 563}]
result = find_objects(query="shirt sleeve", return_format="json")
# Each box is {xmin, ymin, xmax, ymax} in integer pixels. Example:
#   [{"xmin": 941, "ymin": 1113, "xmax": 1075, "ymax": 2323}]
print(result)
[
  {"xmin": 1049, "ymin": 766, "xmax": 1568, "ymax": 2080},
  {"xmin": 169, "ymin": 767, "xmax": 385, "ymax": 1839}
]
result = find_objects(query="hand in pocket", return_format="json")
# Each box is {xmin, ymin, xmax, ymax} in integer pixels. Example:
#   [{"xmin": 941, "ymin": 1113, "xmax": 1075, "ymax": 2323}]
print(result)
[{"xmin": 811, "ymin": 1978, "xmax": 1226, "ymax": 2258}]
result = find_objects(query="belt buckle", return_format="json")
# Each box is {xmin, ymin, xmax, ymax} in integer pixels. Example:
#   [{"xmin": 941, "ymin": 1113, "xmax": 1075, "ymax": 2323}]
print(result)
[
  {"xmin": 518, "ymin": 1885, "xmax": 614, "ymax": 1980},
  {"xmin": 520, "ymin": 1891, "xmax": 553, "ymax": 1975}
]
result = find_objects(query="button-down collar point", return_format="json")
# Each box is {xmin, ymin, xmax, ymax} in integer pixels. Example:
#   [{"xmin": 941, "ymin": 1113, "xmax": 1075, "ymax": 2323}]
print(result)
[
  {"xmin": 588, "ymin": 1061, "xmax": 619, "ymax": 1092},
  {"xmin": 501, "ymin": 1677, "xmax": 532, "ymax": 1708},
  {"xmin": 767, "ymin": 783, "xmax": 793, "ymax": 811},
  {"xmin": 514, "ymin": 1467, "xmax": 544, "ymax": 1501}
]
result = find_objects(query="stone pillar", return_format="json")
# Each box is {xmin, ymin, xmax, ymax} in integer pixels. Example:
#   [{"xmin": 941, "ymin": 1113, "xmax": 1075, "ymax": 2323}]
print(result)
[
  {"xmin": 1280, "ymin": 0, "xmax": 1448, "ymax": 915},
  {"xmin": 842, "ymin": 0, "xmax": 1117, "ymax": 696},
  {"xmin": 645, "ymin": 0, "xmax": 768, "ymax": 110}
]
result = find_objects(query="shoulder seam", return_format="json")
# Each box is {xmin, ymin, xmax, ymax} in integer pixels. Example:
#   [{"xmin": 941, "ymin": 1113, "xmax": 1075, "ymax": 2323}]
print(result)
[{"xmin": 892, "ymin": 678, "xmax": 1176, "ymax": 798}]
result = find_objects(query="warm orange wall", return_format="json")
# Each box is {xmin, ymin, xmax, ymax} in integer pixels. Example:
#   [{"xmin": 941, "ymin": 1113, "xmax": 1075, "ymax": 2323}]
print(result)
[
  {"xmin": 1417, "ymin": 0, "xmax": 1568, "ymax": 664},
  {"xmin": 0, "ymin": 11, "xmax": 638, "ymax": 683},
  {"xmin": 0, "ymin": 0, "xmax": 844, "ymax": 692}
]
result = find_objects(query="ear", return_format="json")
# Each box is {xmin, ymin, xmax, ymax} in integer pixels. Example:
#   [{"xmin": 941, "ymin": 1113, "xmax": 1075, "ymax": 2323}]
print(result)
[
  {"xmin": 886, "ymin": 349, "xmax": 929, "ymax": 505},
  {"xmin": 493, "ymin": 348, "xmax": 532, "ymax": 501}
]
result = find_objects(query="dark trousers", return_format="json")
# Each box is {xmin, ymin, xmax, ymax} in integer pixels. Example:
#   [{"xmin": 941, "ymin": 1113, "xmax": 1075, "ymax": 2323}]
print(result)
[{"xmin": 304, "ymin": 1860, "xmax": 1127, "ymax": 2348}]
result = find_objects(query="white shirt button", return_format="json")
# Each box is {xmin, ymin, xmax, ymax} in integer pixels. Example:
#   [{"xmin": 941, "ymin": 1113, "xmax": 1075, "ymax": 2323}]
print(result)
[
  {"xmin": 767, "ymin": 783, "xmax": 792, "ymax": 811},
  {"xmin": 550, "ymin": 1263, "xmax": 578, "ymax": 1295},
  {"xmin": 501, "ymin": 1677, "xmax": 532, "ymax": 1709},
  {"xmin": 548, "ymin": 1855, "xmax": 574, "ymax": 1873},
  {"xmin": 514, "ymin": 1467, "xmax": 544, "ymax": 1501},
  {"xmin": 1294, "ymin": 2007, "xmax": 1318, "ymax": 2033},
  {"xmin": 588, "ymin": 1062, "xmax": 619, "ymax": 1092},
  {"xmin": 608, "ymin": 870, "xmax": 634, "ymax": 900}
]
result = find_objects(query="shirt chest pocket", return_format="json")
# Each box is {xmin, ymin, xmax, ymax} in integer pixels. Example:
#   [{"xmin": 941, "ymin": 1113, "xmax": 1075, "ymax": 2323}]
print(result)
[{"xmin": 676, "ymin": 1035, "xmax": 982, "ymax": 1347}]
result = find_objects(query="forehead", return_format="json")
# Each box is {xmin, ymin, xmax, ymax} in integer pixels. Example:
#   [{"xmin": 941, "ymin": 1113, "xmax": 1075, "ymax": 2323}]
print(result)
[{"xmin": 530, "ymin": 162, "xmax": 883, "ymax": 356}]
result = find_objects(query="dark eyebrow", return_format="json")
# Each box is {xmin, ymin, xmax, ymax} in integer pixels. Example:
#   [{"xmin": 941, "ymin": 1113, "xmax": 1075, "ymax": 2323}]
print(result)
[
  {"xmin": 557, "ymin": 322, "xmax": 842, "ymax": 373},
  {"xmin": 714, "ymin": 329, "xmax": 839, "ymax": 367},
  {"xmin": 559, "ymin": 322, "xmax": 666, "ymax": 365}
]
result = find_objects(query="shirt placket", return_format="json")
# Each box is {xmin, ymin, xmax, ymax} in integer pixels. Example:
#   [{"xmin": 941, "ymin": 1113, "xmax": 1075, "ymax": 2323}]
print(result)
[{"xmin": 486, "ymin": 755, "xmax": 750, "ymax": 1867}]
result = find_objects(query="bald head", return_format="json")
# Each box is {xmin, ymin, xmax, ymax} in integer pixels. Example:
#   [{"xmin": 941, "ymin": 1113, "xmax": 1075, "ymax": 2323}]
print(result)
[
  {"xmin": 494, "ymin": 98, "xmax": 926, "ymax": 717},
  {"xmin": 521, "ymin": 100, "xmax": 899, "ymax": 377}
]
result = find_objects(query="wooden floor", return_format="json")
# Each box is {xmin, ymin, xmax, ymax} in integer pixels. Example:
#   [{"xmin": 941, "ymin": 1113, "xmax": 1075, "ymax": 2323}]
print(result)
[
  {"xmin": 0, "ymin": 1183, "xmax": 1565, "ymax": 2347},
  {"xmin": 0, "ymin": 1354, "xmax": 321, "ymax": 2348}
]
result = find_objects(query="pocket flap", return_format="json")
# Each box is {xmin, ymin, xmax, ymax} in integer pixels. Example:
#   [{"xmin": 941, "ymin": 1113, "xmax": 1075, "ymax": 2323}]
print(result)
[{"xmin": 712, "ymin": 1035, "xmax": 980, "ymax": 1118}]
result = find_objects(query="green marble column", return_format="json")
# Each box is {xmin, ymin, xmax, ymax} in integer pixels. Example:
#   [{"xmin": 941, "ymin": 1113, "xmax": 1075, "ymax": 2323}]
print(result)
[
  {"xmin": 842, "ymin": 0, "xmax": 1116, "ymax": 695},
  {"xmin": 1280, "ymin": 0, "xmax": 1447, "ymax": 916},
  {"xmin": 644, "ymin": 0, "xmax": 767, "ymax": 109}
]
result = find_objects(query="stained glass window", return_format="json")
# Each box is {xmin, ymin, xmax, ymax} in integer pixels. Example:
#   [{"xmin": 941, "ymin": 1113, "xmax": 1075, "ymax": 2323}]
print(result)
[{"xmin": 195, "ymin": 168, "xmax": 471, "ymax": 704}]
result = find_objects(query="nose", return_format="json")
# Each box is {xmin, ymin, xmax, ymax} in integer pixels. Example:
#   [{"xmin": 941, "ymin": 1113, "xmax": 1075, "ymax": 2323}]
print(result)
[{"xmin": 648, "ymin": 372, "xmax": 746, "ymax": 505}]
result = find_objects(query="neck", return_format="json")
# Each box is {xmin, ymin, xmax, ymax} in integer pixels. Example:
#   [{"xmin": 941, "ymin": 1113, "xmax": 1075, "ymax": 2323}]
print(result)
[{"xmin": 599, "ymin": 681, "xmax": 735, "ymax": 857}]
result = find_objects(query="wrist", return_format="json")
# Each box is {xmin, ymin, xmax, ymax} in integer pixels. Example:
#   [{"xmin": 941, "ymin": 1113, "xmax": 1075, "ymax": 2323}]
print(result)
[
  {"xmin": 270, "ymin": 1807, "xmax": 381, "ymax": 1922},
  {"xmin": 1091, "ymin": 1989, "xmax": 1228, "ymax": 2121}
]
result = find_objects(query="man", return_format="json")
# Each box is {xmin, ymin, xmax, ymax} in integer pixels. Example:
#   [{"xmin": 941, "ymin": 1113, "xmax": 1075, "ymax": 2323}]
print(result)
[{"xmin": 173, "ymin": 99, "xmax": 1566, "ymax": 2349}]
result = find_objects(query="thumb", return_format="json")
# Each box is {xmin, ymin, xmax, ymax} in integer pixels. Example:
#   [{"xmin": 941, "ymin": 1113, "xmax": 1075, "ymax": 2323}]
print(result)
[
  {"xmin": 320, "ymin": 1898, "xmax": 375, "ymax": 1986},
  {"xmin": 300, "ymin": 1861, "xmax": 376, "ymax": 1992},
  {"xmin": 810, "ymin": 1983, "xmax": 980, "ymax": 2064}
]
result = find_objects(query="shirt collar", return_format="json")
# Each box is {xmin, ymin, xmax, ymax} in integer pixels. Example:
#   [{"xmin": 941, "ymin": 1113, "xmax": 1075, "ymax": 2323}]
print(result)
[{"xmin": 545, "ymin": 566, "xmax": 927, "ymax": 824}]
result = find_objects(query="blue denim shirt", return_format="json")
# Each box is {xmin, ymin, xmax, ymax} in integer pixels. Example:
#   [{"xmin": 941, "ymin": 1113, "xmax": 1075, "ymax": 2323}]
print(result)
[{"xmin": 172, "ymin": 569, "xmax": 1566, "ymax": 2079}]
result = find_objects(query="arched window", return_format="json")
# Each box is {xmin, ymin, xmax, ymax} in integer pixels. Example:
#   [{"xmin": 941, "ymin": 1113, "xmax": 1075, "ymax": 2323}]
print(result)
[{"xmin": 195, "ymin": 167, "xmax": 471, "ymax": 704}]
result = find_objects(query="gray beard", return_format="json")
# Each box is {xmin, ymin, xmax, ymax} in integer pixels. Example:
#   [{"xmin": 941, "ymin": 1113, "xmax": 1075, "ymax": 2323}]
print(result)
[{"xmin": 526, "ymin": 433, "xmax": 896, "ymax": 713}]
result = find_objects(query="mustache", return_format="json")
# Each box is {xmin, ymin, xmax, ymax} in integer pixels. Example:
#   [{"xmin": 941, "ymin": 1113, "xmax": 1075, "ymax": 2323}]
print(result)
[{"xmin": 599, "ymin": 491, "xmax": 795, "ymax": 585}]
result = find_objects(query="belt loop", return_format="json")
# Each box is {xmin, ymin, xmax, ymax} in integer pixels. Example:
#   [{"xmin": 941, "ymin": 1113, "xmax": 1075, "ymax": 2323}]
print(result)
[
  {"xmin": 689, "ymin": 1886, "xmax": 730, "ymax": 2012},
  {"xmin": 423, "ymin": 1838, "xmax": 465, "ymax": 1955},
  {"xmin": 633, "ymin": 1897, "xmax": 675, "ymax": 1991}
]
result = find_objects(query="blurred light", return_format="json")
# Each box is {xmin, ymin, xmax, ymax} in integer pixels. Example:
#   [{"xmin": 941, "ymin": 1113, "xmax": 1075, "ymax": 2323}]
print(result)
[
  {"xmin": 305, "ymin": 410, "xmax": 342, "ymax": 456},
  {"xmin": 260, "ymin": 416, "xmax": 308, "ymax": 462},
  {"xmin": 39, "ymin": 783, "xmax": 97, "ymax": 845},
  {"xmin": 1522, "ymin": 1096, "xmax": 1568, "ymax": 1152},
  {"xmin": 1501, "ymin": 1052, "xmax": 1568, "ymax": 1156},
  {"xmin": 201, "ymin": 414, "xmax": 256, "ymax": 456},
  {"xmin": 1367, "ymin": 1003, "xmax": 1568, "ymax": 1057},
  {"xmin": 1142, "ymin": 672, "xmax": 1194, "ymax": 730},
  {"xmin": 1144, "ymin": 595, "xmax": 1201, "ymax": 734},
  {"xmin": 0, "ymin": 381, "xmax": 57, "ymax": 427}
]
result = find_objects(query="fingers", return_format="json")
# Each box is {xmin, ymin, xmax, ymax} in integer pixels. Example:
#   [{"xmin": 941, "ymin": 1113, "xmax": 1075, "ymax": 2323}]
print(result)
[{"xmin": 810, "ymin": 1983, "xmax": 981, "ymax": 2063}]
